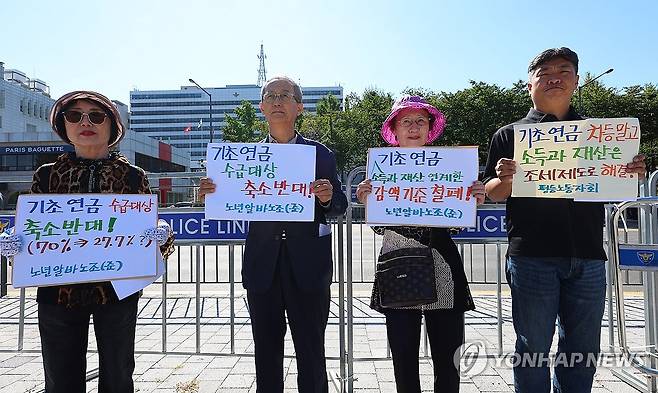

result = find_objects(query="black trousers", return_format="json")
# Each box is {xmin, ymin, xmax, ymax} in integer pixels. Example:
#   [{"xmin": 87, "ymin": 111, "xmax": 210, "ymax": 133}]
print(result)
[
  {"xmin": 247, "ymin": 243, "xmax": 330, "ymax": 393},
  {"xmin": 385, "ymin": 308, "xmax": 464, "ymax": 393},
  {"xmin": 38, "ymin": 296, "xmax": 138, "ymax": 393}
]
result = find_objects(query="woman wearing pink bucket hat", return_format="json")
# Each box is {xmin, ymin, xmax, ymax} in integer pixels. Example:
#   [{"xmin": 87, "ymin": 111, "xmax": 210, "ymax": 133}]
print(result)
[
  {"xmin": 357, "ymin": 95, "xmax": 485, "ymax": 393},
  {"xmin": 379, "ymin": 94, "xmax": 447, "ymax": 146}
]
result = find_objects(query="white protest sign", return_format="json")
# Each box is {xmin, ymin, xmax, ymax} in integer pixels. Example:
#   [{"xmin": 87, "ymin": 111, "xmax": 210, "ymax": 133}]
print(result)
[
  {"xmin": 366, "ymin": 147, "xmax": 479, "ymax": 227},
  {"xmin": 512, "ymin": 118, "xmax": 641, "ymax": 201},
  {"xmin": 205, "ymin": 143, "xmax": 316, "ymax": 221},
  {"xmin": 12, "ymin": 194, "xmax": 158, "ymax": 288}
]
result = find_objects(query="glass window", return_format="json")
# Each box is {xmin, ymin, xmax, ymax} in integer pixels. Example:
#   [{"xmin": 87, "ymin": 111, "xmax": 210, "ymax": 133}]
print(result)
[
  {"xmin": 1, "ymin": 155, "xmax": 17, "ymax": 171},
  {"xmin": 17, "ymin": 154, "xmax": 33, "ymax": 170}
]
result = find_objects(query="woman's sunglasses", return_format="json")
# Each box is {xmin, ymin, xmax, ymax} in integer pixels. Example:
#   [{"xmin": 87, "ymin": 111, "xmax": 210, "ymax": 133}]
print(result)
[{"xmin": 61, "ymin": 110, "xmax": 108, "ymax": 125}]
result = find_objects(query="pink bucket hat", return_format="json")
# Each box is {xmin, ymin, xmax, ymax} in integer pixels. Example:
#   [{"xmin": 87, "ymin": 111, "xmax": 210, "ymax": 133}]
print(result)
[{"xmin": 381, "ymin": 95, "xmax": 446, "ymax": 145}]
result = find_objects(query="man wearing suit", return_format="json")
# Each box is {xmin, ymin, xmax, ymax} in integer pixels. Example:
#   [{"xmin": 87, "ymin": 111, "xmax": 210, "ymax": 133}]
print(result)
[{"xmin": 199, "ymin": 76, "xmax": 347, "ymax": 393}]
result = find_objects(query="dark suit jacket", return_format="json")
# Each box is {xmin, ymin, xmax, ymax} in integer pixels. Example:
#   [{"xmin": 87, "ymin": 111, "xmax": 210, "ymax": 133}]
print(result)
[{"xmin": 242, "ymin": 135, "xmax": 348, "ymax": 293}]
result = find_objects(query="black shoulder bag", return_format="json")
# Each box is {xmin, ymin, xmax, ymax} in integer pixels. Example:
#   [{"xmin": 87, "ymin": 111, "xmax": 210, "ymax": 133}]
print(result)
[{"xmin": 375, "ymin": 229, "xmax": 438, "ymax": 308}]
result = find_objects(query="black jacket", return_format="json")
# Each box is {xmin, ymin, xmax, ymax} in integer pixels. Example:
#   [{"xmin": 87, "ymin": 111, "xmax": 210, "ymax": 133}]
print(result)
[{"xmin": 242, "ymin": 135, "xmax": 347, "ymax": 293}]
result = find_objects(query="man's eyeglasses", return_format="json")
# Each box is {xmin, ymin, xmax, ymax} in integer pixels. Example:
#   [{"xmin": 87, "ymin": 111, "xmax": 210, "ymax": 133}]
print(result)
[
  {"xmin": 262, "ymin": 91, "xmax": 298, "ymax": 104},
  {"xmin": 61, "ymin": 110, "xmax": 108, "ymax": 125},
  {"xmin": 397, "ymin": 117, "xmax": 430, "ymax": 129}
]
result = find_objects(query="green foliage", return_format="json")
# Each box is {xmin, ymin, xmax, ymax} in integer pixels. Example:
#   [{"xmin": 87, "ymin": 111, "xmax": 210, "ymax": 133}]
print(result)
[
  {"xmin": 316, "ymin": 93, "xmax": 341, "ymax": 116},
  {"xmin": 245, "ymin": 82, "xmax": 658, "ymax": 176},
  {"xmin": 299, "ymin": 90, "xmax": 393, "ymax": 175},
  {"xmin": 577, "ymin": 79, "xmax": 658, "ymax": 169},
  {"xmin": 408, "ymin": 81, "xmax": 531, "ymax": 162},
  {"xmin": 221, "ymin": 100, "xmax": 268, "ymax": 142}
]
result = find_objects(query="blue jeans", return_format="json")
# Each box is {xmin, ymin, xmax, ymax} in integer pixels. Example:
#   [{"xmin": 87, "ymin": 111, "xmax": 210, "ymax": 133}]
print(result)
[{"xmin": 506, "ymin": 256, "xmax": 606, "ymax": 393}]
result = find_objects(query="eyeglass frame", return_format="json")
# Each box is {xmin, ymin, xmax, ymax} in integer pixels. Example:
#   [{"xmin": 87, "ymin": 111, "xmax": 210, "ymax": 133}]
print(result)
[
  {"xmin": 262, "ymin": 91, "xmax": 301, "ymax": 104},
  {"xmin": 396, "ymin": 115, "xmax": 433, "ymax": 129},
  {"xmin": 60, "ymin": 110, "xmax": 109, "ymax": 125}
]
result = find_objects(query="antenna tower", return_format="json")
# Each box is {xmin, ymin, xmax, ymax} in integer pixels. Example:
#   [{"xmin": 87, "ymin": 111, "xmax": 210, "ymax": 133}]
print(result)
[{"xmin": 257, "ymin": 44, "xmax": 267, "ymax": 86}]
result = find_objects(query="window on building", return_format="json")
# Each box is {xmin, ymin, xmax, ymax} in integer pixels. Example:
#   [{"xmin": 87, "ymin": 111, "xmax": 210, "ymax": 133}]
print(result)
[
  {"xmin": 134, "ymin": 152, "xmax": 186, "ymax": 173},
  {"xmin": 26, "ymin": 124, "xmax": 37, "ymax": 132},
  {"xmin": 0, "ymin": 90, "xmax": 5, "ymax": 108},
  {"xmin": 131, "ymin": 93, "xmax": 203, "ymax": 100},
  {"xmin": 16, "ymin": 154, "xmax": 32, "ymax": 170},
  {"xmin": 0, "ymin": 155, "xmax": 17, "ymax": 171},
  {"xmin": 0, "ymin": 153, "xmax": 61, "ymax": 171}
]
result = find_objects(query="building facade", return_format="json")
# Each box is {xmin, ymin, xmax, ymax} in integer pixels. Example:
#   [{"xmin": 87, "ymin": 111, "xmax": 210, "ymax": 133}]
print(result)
[
  {"xmin": 0, "ymin": 62, "xmax": 191, "ymax": 208},
  {"xmin": 130, "ymin": 84, "xmax": 343, "ymax": 170}
]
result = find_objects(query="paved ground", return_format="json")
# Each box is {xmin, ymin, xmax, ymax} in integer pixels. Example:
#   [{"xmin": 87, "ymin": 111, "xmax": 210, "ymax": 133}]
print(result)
[{"xmin": 0, "ymin": 290, "xmax": 653, "ymax": 393}]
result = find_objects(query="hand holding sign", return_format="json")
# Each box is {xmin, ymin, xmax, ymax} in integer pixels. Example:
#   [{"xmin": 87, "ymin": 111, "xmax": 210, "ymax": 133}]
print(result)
[
  {"xmin": 626, "ymin": 154, "xmax": 647, "ymax": 179},
  {"xmin": 198, "ymin": 177, "xmax": 217, "ymax": 202},
  {"xmin": 469, "ymin": 181, "xmax": 486, "ymax": 205},
  {"xmin": 495, "ymin": 158, "xmax": 517, "ymax": 184},
  {"xmin": 310, "ymin": 179, "xmax": 333, "ymax": 204},
  {"xmin": 356, "ymin": 179, "xmax": 372, "ymax": 204}
]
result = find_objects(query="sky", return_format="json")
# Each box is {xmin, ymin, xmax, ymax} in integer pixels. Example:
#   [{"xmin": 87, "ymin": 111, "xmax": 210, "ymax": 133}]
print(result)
[{"xmin": 2, "ymin": 0, "xmax": 657, "ymax": 105}]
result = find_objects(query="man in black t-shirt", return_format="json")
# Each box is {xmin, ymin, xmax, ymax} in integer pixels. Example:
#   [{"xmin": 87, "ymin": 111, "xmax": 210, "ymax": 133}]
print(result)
[{"xmin": 483, "ymin": 47, "xmax": 646, "ymax": 393}]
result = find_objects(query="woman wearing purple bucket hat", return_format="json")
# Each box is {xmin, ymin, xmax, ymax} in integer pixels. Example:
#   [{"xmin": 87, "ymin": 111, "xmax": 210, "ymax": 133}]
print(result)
[{"xmin": 357, "ymin": 95, "xmax": 485, "ymax": 393}]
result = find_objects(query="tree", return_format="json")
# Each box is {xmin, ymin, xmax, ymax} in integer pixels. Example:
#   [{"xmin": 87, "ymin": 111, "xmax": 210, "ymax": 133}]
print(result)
[
  {"xmin": 222, "ymin": 100, "xmax": 268, "ymax": 142},
  {"xmin": 333, "ymin": 89, "xmax": 393, "ymax": 173},
  {"xmin": 577, "ymin": 80, "xmax": 658, "ymax": 171},
  {"xmin": 316, "ymin": 93, "xmax": 341, "ymax": 144},
  {"xmin": 299, "ymin": 90, "xmax": 393, "ymax": 176},
  {"xmin": 303, "ymin": 81, "xmax": 657, "ymax": 176},
  {"xmin": 316, "ymin": 94, "xmax": 341, "ymax": 117},
  {"xmin": 344, "ymin": 89, "xmax": 394, "ymax": 159}
]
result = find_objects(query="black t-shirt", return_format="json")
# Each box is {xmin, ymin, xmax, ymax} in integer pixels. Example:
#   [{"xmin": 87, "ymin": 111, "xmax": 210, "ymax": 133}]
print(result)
[{"xmin": 482, "ymin": 107, "xmax": 607, "ymax": 260}]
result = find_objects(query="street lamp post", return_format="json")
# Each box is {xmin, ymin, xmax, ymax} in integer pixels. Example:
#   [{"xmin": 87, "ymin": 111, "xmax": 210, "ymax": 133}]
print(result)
[
  {"xmin": 578, "ymin": 68, "xmax": 614, "ymax": 113},
  {"xmin": 188, "ymin": 78, "xmax": 213, "ymax": 143}
]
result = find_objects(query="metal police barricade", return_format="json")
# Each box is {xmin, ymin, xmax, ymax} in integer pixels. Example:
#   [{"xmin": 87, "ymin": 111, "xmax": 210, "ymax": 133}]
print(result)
[
  {"xmin": 609, "ymin": 170, "xmax": 658, "ymax": 393},
  {"xmin": 0, "ymin": 168, "xmax": 350, "ymax": 392},
  {"xmin": 4, "ymin": 168, "xmax": 652, "ymax": 391},
  {"xmin": 160, "ymin": 209, "xmax": 348, "ymax": 391},
  {"xmin": 158, "ymin": 208, "xmax": 246, "ymax": 357}
]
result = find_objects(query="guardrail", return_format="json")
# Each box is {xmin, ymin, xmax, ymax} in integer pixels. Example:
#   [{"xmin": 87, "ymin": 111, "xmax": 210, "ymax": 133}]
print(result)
[
  {"xmin": 0, "ymin": 169, "xmax": 656, "ymax": 393},
  {"xmin": 607, "ymin": 171, "xmax": 658, "ymax": 392}
]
